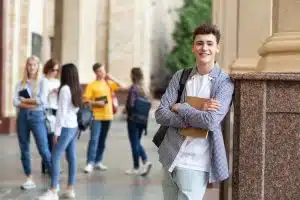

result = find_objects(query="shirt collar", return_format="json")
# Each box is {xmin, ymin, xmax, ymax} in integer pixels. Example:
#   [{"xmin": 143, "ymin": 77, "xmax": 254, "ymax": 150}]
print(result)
[{"xmin": 189, "ymin": 62, "xmax": 220, "ymax": 80}]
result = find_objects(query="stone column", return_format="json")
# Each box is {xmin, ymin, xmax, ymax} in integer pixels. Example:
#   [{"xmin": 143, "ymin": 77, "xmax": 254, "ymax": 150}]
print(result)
[
  {"xmin": 54, "ymin": 0, "xmax": 97, "ymax": 83},
  {"xmin": 41, "ymin": 0, "xmax": 51, "ymax": 63},
  {"xmin": 231, "ymin": 72, "xmax": 300, "ymax": 200},
  {"xmin": 212, "ymin": 0, "xmax": 238, "ymax": 72},
  {"xmin": 256, "ymin": 0, "xmax": 300, "ymax": 72},
  {"xmin": 230, "ymin": 0, "xmax": 273, "ymax": 73},
  {"xmin": 95, "ymin": 0, "xmax": 109, "ymax": 67}
]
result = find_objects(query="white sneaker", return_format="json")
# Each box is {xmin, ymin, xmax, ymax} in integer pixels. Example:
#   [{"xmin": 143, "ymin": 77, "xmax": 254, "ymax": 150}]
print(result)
[
  {"xmin": 60, "ymin": 189, "xmax": 76, "ymax": 199},
  {"xmin": 84, "ymin": 164, "xmax": 94, "ymax": 173},
  {"xmin": 125, "ymin": 168, "xmax": 140, "ymax": 175},
  {"xmin": 37, "ymin": 190, "xmax": 59, "ymax": 200},
  {"xmin": 21, "ymin": 178, "xmax": 36, "ymax": 190},
  {"xmin": 94, "ymin": 162, "xmax": 108, "ymax": 171},
  {"xmin": 140, "ymin": 162, "xmax": 152, "ymax": 177}
]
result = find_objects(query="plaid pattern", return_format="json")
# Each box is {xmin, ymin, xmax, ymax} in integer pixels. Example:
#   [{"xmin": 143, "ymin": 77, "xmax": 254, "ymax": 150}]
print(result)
[{"xmin": 155, "ymin": 65, "xmax": 234, "ymax": 183}]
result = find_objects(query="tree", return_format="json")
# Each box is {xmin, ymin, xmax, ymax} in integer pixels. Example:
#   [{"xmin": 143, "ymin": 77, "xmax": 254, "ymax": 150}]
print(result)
[{"xmin": 166, "ymin": 0, "xmax": 212, "ymax": 73}]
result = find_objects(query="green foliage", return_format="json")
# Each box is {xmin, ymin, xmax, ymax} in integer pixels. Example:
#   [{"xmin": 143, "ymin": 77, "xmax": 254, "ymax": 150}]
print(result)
[{"xmin": 166, "ymin": 0, "xmax": 212, "ymax": 73}]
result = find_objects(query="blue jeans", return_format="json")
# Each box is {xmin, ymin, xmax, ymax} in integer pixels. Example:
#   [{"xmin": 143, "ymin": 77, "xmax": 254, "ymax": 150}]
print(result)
[
  {"xmin": 127, "ymin": 119, "xmax": 147, "ymax": 169},
  {"xmin": 16, "ymin": 109, "xmax": 52, "ymax": 176},
  {"xmin": 87, "ymin": 120, "xmax": 111, "ymax": 164},
  {"xmin": 162, "ymin": 167, "xmax": 208, "ymax": 200},
  {"xmin": 51, "ymin": 127, "xmax": 77, "ymax": 189}
]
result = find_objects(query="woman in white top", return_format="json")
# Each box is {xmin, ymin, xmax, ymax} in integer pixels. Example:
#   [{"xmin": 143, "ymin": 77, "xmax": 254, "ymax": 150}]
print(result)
[
  {"xmin": 38, "ymin": 63, "xmax": 81, "ymax": 200},
  {"xmin": 41, "ymin": 58, "xmax": 60, "ymax": 174}
]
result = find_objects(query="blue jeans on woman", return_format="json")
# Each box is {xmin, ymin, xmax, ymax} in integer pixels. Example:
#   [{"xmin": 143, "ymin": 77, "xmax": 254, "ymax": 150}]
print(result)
[
  {"xmin": 51, "ymin": 127, "xmax": 77, "ymax": 189},
  {"xmin": 87, "ymin": 120, "xmax": 111, "ymax": 164},
  {"xmin": 16, "ymin": 109, "xmax": 52, "ymax": 176},
  {"xmin": 127, "ymin": 119, "xmax": 147, "ymax": 169}
]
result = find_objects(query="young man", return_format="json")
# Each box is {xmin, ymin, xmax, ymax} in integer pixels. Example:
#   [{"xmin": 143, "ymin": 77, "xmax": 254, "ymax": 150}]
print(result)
[
  {"xmin": 83, "ymin": 63, "xmax": 122, "ymax": 173},
  {"xmin": 155, "ymin": 24, "xmax": 234, "ymax": 200}
]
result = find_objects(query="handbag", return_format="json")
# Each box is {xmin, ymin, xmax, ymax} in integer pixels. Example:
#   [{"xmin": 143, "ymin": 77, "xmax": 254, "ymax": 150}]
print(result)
[{"xmin": 152, "ymin": 68, "xmax": 192, "ymax": 147}]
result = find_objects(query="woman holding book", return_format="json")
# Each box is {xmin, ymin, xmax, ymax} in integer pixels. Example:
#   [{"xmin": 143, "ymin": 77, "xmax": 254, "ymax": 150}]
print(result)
[{"xmin": 13, "ymin": 55, "xmax": 52, "ymax": 190}]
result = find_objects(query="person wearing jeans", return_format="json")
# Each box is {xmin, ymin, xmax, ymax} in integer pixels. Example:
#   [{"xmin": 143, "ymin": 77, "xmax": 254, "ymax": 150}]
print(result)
[
  {"xmin": 40, "ymin": 58, "xmax": 60, "ymax": 174},
  {"xmin": 83, "ymin": 63, "xmax": 123, "ymax": 173},
  {"xmin": 124, "ymin": 68, "xmax": 152, "ymax": 176},
  {"xmin": 38, "ymin": 63, "xmax": 81, "ymax": 200},
  {"xmin": 13, "ymin": 56, "xmax": 52, "ymax": 190},
  {"xmin": 155, "ymin": 24, "xmax": 234, "ymax": 200}
]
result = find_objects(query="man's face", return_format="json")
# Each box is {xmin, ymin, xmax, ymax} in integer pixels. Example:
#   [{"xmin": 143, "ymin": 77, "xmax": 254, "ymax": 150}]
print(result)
[
  {"xmin": 94, "ymin": 66, "xmax": 106, "ymax": 79},
  {"xmin": 192, "ymin": 34, "xmax": 219, "ymax": 65}
]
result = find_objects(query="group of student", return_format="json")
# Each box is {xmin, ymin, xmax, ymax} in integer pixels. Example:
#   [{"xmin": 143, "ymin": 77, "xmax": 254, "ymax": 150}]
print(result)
[{"xmin": 13, "ymin": 56, "xmax": 152, "ymax": 200}]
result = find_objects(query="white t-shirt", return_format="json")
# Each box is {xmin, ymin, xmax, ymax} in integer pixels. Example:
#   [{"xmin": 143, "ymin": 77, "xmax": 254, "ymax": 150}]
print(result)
[
  {"xmin": 169, "ymin": 73, "xmax": 212, "ymax": 172},
  {"xmin": 54, "ymin": 85, "xmax": 79, "ymax": 136},
  {"xmin": 41, "ymin": 77, "xmax": 60, "ymax": 110}
]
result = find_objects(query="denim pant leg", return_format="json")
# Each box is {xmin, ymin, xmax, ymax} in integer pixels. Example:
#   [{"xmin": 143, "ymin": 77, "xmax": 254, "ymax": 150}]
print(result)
[
  {"xmin": 175, "ymin": 167, "xmax": 208, "ymax": 200},
  {"xmin": 51, "ymin": 127, "xmax": 77, "ymax": 189},
  {"xmin": 42, "ymin": 133, "xmax": 54, "ymax": 172},
  {"xmin": 29, "ymin": 111, "xmax": 52, "ymax": 174},
  {"xmin": 95, "ymin": 121, "xmax": 111, "ymax": 163},
  {"xmin": 65, "ymin": 128, "xmax": 77, "ymax": 186},
  {"xmin": 16, "ymin": 109, "xmax": 31, "ymax": 176},
  {"xmin": 162, "ymin": 167, "xmax": 208, "ymax": 200},
  {"xmin": 87, "ymin": 120, "xmax": 101, "ymax": 164},
  {"xmin": 127, "ymin": 120, "xmax": 140, "ymax": 169},
  {"xmin": 136, "ymin": 123, "xmax": 147, "ymax": 162}
]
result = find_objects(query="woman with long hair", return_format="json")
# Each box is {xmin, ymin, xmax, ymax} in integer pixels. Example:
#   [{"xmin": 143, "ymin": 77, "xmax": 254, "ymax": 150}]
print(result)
[
  {"xmin": 13, "ymin": 55, "xmax": 52, "ymax": 189},
  {"xmin": 124, "ymin": 67, "xmax": 152, "ymax": 176},
  {"xmin": 38, "ymin": 63, "xmax": 81, "ymax": 200},
  {"xmin": 41, "ymin": 58, "xmax": 60, "ymax": 174}
]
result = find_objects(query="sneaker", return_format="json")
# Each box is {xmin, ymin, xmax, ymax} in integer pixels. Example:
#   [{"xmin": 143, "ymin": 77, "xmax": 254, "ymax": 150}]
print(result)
[
  {"xmin": 37, "ymin": 190, "xmax": 59, "ymax": 200},
  {"xmin": 84, "ymin": 164, "xmax": 94, "ymax": 173},
  {"xmin": 60, "ymin": 189, "xmax": 76, "ymax": 199},
  {"xmin": 94, "ymin": 162, "xmax": 108, "ymax": 171},
  {"xmin": 21, "ymin": 178, "xmax": 36, "ymax": 190},
  {"xmin": 140, "ymin": 162, "xmax": 152, "ymax": 177},
  {"xmin": 125, "ymin": 168, "xmax": 140, "ymax": 175}
]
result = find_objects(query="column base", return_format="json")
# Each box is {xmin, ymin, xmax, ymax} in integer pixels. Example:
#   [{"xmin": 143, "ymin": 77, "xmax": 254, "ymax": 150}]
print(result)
[
  {"xmin": 230, "ymin": 58, "xmax": 258, "ymax": 73},
  {"xmin": 256, "ymin": 32, "xmax": 300, "ymax": 72}
]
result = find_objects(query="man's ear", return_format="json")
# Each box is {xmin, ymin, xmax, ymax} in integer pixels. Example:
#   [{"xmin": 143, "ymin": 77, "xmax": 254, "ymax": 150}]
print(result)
[{"xmin": 216, "ymin": 44, "xmax": 220, "ymax": 53}]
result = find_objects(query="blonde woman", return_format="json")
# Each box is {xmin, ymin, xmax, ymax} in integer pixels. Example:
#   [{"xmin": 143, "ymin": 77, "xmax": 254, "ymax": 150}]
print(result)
[{"xmin": 13, "ymin": 56, "xmax": 52, "ymax": 190}]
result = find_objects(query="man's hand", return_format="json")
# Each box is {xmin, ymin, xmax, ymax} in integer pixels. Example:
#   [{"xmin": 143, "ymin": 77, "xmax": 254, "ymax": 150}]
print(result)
[
  {"xmin": 202, "ymin": 99, "xmax": 222, "ymax": 111},
  {"xmin": 171, "ymin": 103, "xmax": 181, "ymax": 113}
]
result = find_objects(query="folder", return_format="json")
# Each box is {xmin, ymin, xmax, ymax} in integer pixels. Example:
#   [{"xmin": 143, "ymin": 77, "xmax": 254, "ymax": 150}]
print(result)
[
  {"xmin": 180, "ymin": 96, "xmax": 209, "ymax": 138},
  {"xmin": 19, "ymin": 89, "xmax": 31, "ymax": 99}
]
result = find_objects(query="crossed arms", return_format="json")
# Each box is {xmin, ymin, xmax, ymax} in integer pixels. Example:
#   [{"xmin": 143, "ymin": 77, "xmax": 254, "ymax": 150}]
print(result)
[{"xmin": 155, "ymin": 70, "xmax": 234, "ymax": 131}]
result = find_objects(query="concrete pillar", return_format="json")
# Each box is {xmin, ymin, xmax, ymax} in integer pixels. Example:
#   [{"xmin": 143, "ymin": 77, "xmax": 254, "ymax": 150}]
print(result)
[
  {"xmin": 212, "ymin": 0, "xmax": 238, "ymax": 72},
  {"xmin": 256, "ymin": 0, "xmax": 300, "ymax": 72},
  {"xmin": 230, "ymin": 0, "xmax": 273, "ymax": 73},
  {"xmin": 95, "ymin": 0, "xmax": 109, "ymax": 67},
  {"xmin": 41, "ymin": 0, "xmax": 51, "ymax": 63},
  {"xmin": 54, "ymin": 0, "xmax": 97, "ymax": 83}
]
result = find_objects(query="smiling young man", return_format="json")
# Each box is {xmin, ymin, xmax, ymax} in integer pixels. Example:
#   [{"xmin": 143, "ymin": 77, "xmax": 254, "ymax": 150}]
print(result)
[{"xmin": 155, "ymin": 24, "xmax": 234, "ymax": 200}]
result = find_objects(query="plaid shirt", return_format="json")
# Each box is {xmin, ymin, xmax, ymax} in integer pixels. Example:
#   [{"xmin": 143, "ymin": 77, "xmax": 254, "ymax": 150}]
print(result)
[{"xmin": 155, "ymin": 65, "xmax": 234, "ymax": 183}]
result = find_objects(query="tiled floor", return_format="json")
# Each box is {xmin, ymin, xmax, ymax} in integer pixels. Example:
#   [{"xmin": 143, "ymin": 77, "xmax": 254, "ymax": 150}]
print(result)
[{"xmin": 0, "ymin": 117, "xmax": 219, "ymax": 200}]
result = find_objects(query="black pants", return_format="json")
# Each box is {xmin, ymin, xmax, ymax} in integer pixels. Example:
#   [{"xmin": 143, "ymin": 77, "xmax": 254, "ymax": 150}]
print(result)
[{"xmin": 41, "ymin": 133, "xmax": 54, "ymax": 174}]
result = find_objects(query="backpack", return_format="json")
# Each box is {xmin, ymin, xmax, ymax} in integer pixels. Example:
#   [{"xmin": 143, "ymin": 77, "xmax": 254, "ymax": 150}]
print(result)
[
  {"xmin": 77, "ymin": 104, "xmax": 93, "ymax": 138},
  {"xmin": 152, "ymin": 68, "xmax": 193, "ymax": 147},
  {"xmin": 131, "ymin": 96, "xmax": 152, "ymax": 125}
]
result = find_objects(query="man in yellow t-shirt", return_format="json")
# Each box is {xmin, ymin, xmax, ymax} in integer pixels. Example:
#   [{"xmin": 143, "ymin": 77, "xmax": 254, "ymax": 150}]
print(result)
[{"xmin": 83, "ymin": 63, "xmax": 121, "ymax": 173}]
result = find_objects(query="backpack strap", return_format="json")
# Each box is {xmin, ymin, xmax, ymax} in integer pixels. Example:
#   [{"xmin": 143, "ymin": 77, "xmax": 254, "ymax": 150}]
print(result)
[{"xmin": 176, "ymin": 68, "xmax": 193, "ymax": 103}]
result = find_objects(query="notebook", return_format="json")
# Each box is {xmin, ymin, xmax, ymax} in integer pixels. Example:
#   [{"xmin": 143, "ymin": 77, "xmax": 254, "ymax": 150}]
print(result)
[
  {"xmin": 180, "ymin": 96, "xmax": 209, "ymax": 138},
  {"xmin": 19, "ymin": 89, "xmax": 31, "ymax": 99}
]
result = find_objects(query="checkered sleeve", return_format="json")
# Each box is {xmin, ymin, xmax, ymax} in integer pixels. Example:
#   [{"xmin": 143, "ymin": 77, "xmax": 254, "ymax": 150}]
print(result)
[
  {"xmin": 177, "ymin": 77, "xmax": 234, "ymax": 130},
  {"xmin": 155, "ymin": 70, "xmax": 188, "ymax": 128}
]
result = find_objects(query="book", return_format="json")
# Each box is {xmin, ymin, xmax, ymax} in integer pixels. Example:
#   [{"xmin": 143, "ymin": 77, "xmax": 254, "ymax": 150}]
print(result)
[
  {"xmin": 19, "ymin": 89, "xmax": 31, "ymax": 99},
  {"xmin": 180, "ymin": 96, "xmax": 209, "ymax": 138}
]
